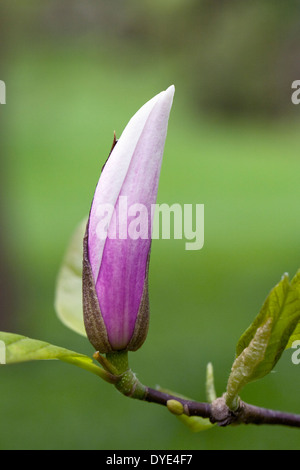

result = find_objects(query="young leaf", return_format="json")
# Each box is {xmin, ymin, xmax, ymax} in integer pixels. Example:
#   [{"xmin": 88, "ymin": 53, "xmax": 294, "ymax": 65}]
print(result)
[
  {"xmin": 225, "ymin": 318, "xmax": 273, "ymax": 409},
  {"xmin": 55, "ymin": 218, "xmax": 87, "ymax": 337},
  {"xmin": 157, "ymin": 386, "xmax": 215, "ymax": 432},
  {"xmin": 176, "ymin": 413, "xmax": 215, "ymax": 432},
  {"xmin": 206, "ymin": 362, "xmax": 217, "ymax": 403},
  {"xmin": 0, "ymin": 332, "xmax": 115, "ymax": 383},
  {"xmin": 236, "ymin": 273, "xmax": 300, "ymax": 379},
  {"xmin": 286, "ymin": 270, "xmax": 300, "ymax": 348},
  {"xmin": 225, "ymin": 272, "xmax": 300, "ymax": 409}
]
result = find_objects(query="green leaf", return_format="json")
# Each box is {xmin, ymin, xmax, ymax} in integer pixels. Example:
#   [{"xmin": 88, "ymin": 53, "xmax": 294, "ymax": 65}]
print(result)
[
  {"xmin": 287, "ymin": 325, "xmax": 300, "ymax": 349},
  {"xmin": 176, "ymin": 413, "xmax": 215, "ymax": 432},
  {"xmin": 225, "ymin": 318, "xmax": 273, "ymax": 409},
  {"xmin": 0, "ymin": 332, "xmax": 115, "ymax": 383},
  {"xmin": 54, "ymin": 218, "xmax": 87, "ymax": 337},
  {"xmin": 286, "ymin": 270, "xmax": 300, "ymax": 349},
  {"xmin": 236, "ymin": 273, "xmax": 300, "ymax": 379},
  {"xmin": 206, "ymin": 362, "xmax": 217, "ymax": 403},
  {"xmin": 225, "ymin": 272, "xmax": 300, "ymax": 409}
]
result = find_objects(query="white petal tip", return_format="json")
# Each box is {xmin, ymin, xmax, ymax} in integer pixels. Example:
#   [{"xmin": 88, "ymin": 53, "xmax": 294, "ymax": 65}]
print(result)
[
  {"xmin": 158, "ymin": 85, "xmax": 175, "ymax": 110},
  {"xmin": 165, "ymin": 84, "xmax": 175, "ymax": 97}
]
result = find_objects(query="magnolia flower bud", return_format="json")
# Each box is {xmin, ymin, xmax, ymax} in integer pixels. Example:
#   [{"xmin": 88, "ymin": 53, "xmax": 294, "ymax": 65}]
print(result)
[{"xmin": 83, "ymin": 86, "xmax": 175, "ymax": 353}]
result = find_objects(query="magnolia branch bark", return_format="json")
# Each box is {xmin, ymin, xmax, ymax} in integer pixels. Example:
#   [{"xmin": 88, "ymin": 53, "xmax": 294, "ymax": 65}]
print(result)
[
  {"xmin": 95, "ymin": 352, "xmax": 300, "ymax": 429},
  {"xmin": 142, "ymin": 388, "xmax": 300, "ymax": 428}
]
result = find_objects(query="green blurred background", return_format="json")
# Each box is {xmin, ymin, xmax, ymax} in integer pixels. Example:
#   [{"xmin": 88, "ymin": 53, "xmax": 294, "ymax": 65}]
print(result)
[{"xmin": 1, "ymin": 0, "xmax": 300, "ymax": 450}]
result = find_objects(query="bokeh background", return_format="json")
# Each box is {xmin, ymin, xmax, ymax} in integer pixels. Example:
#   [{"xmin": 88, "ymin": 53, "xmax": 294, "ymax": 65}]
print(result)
[{"xmin": 1, "ymin": 0, "xmax": 300, "ymax": 450}]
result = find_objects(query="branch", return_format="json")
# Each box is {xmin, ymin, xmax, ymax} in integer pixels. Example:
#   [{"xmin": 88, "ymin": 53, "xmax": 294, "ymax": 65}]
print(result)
[
  {"xmin": 236, "ymin": 401, "xmax": 300, "ymax": 428},
  {"xmin": 144, "ymin": 387, "xmax": 211, "ymax": 418},
  {"xmin": 95, "ymin": 352, "xmax": 300, "ymax": 429},
  {"xmin": 142, "ymin": 388, "xmax": 300, "ymax": 429}
]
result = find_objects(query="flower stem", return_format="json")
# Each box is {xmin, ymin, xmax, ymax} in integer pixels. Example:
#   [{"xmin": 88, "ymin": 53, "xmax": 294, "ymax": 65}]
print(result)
[{"xmin": 103, "ymin": 351, "xmax": 146, "ymax": 399}]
